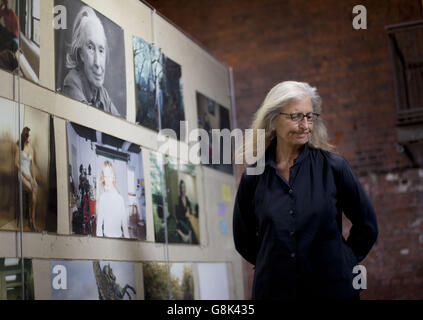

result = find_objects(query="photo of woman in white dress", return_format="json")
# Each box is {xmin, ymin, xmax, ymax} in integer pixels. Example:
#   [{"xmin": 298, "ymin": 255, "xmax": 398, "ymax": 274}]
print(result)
[
  {"xmin": 15, "ymin": 127, "xmax": 38, "ymax": 232},
  {"xmin": 96, "ymin": 160, "xmax": 129, "ymax": 238}
]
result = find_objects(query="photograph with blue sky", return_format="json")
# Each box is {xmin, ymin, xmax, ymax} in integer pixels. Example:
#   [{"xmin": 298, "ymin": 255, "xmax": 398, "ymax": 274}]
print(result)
[{"xmin": 51, "ymin": 260, "xmax": 136, "ymax": 300}]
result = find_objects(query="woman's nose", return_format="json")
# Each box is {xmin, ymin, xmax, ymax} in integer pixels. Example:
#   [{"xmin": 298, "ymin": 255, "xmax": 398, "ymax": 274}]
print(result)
[
  {"xmin": 94, "ymin": 53, "xmax": 99, "ymax": 66},
  {"xmin": 298, "ymin": 117, "xmax": 310, "ymax": 129},
  {"xmin": 93, "ymin": 49, "xmax": 101, "ymax": 67}
]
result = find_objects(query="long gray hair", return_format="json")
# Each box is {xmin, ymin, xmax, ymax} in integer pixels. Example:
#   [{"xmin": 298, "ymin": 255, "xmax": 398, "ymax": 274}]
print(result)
[{"xmin": 236, "ymin": 81, "xmax": 334, "ymax": 165}]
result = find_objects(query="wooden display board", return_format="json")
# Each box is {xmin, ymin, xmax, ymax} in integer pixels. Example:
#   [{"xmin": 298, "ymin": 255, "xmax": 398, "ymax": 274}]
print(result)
[{"xmin": 0, "ymin": 0, "xmax": 243, "ymax": 300}]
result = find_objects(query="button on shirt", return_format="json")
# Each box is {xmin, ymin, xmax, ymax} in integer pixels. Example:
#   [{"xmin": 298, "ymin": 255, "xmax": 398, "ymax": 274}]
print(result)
[{"xmin": 233, "ymin": 140, "xmax": 378, "ymax": 300}]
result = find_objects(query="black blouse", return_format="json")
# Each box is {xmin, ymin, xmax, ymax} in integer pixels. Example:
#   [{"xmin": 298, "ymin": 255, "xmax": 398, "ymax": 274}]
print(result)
[{"xmin": 233, "ymin": 140, "xmax": 378, "ymax": 300}]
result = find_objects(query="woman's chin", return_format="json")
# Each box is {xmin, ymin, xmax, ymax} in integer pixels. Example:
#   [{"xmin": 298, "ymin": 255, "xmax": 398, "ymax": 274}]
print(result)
[{"xmin": 294, "ymin": 137, "xmax": 308, "ymax": 144}]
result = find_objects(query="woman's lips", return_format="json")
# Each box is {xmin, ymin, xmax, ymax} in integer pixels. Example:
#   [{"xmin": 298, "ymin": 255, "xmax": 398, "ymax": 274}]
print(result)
[{"xmin": 297, "ymin": 132, "xmax": 309, "ymax": 137}]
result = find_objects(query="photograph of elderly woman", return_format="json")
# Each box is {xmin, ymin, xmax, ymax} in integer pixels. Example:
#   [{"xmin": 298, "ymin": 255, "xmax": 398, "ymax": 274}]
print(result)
[
  {"xmin": 51, "ymin": 260, "xmax": 136, "ymax": 300},
  {"xmin": 0, "ymin": 258, "xmax": 34, "ymax": 300},
  {"xmin": 67, "ymin": 121, "xmax": 146, "ymax": 240},
  {"xmin": 149, "ymin": 151, "xmax": 199, "ymax": 244},
  {"xmin": 0, "ymin": 0, "xmax": 40, "ymax": 83},
  {"xmin": 196, "ymin": 91, "xmax": 233, "ymax": 175},
  {"xmin": 0, "ymin": 97, "xmax": 57, "ymax": 233},
  {"xmin": 143, "ymin": 262, "xmax": 194, "ymax": 300},
  {"xmin": 55, "ymin": 0, "xmax": 126, "ymax": 118},
  {"xmin": 133, "ymin": 35, "xmax": 186, "ymax": 140}
]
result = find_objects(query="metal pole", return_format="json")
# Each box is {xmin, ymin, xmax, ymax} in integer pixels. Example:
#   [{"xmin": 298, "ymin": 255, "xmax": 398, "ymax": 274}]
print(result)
[
  {"xmin": 16, "ymin": 0, "xmax": 25, "ymax": 301},
  {"xmin": 152, "ymin": 7, "xmax": 172, "ymax": 300}
]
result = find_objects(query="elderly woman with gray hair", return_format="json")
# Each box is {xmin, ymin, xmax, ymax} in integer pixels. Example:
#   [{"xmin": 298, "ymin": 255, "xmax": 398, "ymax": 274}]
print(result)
[
  {"xmin": 61, "ymin": 6, "xmax": 120, "ymax": 116},
  {"xmin": 233, "ymin": 81, "xmax": 378, "ymax": 300}
]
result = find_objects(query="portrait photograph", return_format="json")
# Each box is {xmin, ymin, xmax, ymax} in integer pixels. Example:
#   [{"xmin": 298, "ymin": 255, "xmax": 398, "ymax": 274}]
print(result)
[
  {"xmin": 0, "ymin": 0, "xmax": 40, "ymax": 83},
  {"xmin": 51, "ymin": 260, "xmax": 136, "ymax": 300},
  {"xmin": 149, "ymin": 151, "xmax": 199, "ymax": 244},
  {"xmin": 0, "ymin": 97, "xmax": 57, "ymax": 233},
  {"xmin": 55, "ymin": 0, "xmax": 126, "ymax": 118},
  {"xmin": 0, "ymin": 258, "xmax": 34, "ymax": 300},
  {"xmin": 67, "ymin": 121, "xmax": 146, "ymax": 240},
  {"xmin": 133, "ymin": 35, "xmax": 185, "ymax": 140},
  {"xmin": 196, "ymin": 91, "xmax": 233, "ymax": 175},
  {"xmin": 143, "ymin": 262, "xmax": 194, "ymax": 300}
]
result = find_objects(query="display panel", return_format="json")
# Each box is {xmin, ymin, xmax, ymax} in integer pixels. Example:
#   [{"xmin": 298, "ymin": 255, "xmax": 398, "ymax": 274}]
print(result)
[
  {"xmin": 67, "ymin": 121, "xmax": 146, "ymax": 240},
  {"xmin": 55, "ymin": 0, "xmax": 127, "ymax": 118},
  {"xmin": 0, "ymin": 0, "xmax": 238, "ymax": 301}
]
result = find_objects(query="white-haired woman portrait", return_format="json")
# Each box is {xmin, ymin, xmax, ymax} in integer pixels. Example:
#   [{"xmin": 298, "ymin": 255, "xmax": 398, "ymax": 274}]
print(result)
[
  {"xmin": 233, "ymin": 81, "xmax": 378, "ymax": 300},
  {"xmin": 96, "ymin": 160, "xmax": 129, "ymax": 238},
  {"xmin": 61, "ymin": 6, "xmax": 120, "ymax": 116}
]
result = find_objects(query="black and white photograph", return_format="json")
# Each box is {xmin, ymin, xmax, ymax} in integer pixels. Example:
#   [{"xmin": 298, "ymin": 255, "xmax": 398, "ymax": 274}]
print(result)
[
  {"xmin": 133, "ymin": 35, "xmax": 185, "ymax": 140},
  {"xmin": 67, "ymin": 121, "xmax": 146, "ymax": 240},
  {"xmin": 196, "ymin": 91, "xmax": 233, "ymax": 174},
  {"xmin": 55, "ymin": 0, "xmax": 126, "ymax": 118},
  {"xmin": 0, "ymin": 0, "xmax": 40, "ymax": 83},
  {"xmin": 0, "ymin": 97, "xmax": 57, "ymax": 233}
]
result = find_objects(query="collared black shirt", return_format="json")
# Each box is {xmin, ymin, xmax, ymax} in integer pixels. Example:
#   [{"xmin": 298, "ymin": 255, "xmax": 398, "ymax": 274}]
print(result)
[{"xmin": 233, "ymin": 140, "xmax": 378, "ymax": 300}]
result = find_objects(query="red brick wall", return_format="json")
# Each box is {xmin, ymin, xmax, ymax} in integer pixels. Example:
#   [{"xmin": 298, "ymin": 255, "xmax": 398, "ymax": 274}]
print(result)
[{"xmin": 149, "ymin": 0, "xmax": 423, "ymax": 299}]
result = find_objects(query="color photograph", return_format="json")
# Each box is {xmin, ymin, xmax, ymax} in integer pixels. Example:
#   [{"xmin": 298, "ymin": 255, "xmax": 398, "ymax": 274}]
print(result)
[
  {"xmin": 133, "ymin": 35, "xmax": 185, "ymax": 140},
  {"xmin": 0, "ymin": 258, "xmax": 34, "ymax": 300},
  {"xmin": 0, "ymin": 0, "xmax": 40, "ymax": 83},
  {"xmin": 0, "ymin": 97, "xmax": 57, "ymax": 233},
  {"xmin": 133, "ymin": 35, "xmax": 158, "ymax": 132},
  {"xmin": 143, "ymin": 262, "xmax": 194, "ymax": 300},
  {"xmin": 67, "ymin": 121, "xmax": 146, "ymax": 240},
  {"xmin": 55, "ymin": 0, "xmax": 126, "ymax": 118},
  {"xmin": 51, "ymin": 260, "xmax": 136, "ymax": 300},
  {"xmin": 149, "ymin": 151, "xmax": 199, "ymax": 244},
  {"xmin": 196, "ymin": 91, "xmax": 233, "ymax": 174}
]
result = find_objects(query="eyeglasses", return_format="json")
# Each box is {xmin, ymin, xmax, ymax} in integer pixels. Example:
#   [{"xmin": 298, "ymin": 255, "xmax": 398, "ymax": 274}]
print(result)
[{"xmin": 279, "ymin": 112, "xmax": 320, "ymax": 123}]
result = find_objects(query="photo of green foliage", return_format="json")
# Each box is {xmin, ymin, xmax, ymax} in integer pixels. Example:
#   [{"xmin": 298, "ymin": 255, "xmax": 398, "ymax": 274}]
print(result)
[
  {"xmin": 143, "ymin": 263, "xmax": 194, "ymax": 300},
  {"xmin": 0, "ymin": 258, "xmax": 34, "ymax": 300}
]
